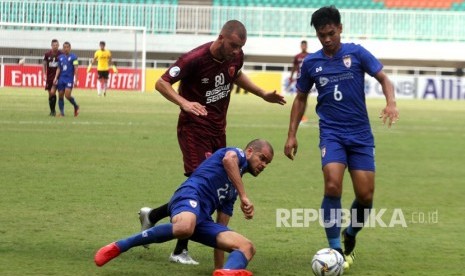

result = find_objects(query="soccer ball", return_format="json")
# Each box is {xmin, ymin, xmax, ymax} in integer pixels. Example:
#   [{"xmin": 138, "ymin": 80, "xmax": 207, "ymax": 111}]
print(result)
[{"xmin": 311, "ymin": 248, "xmax": 344, "ymax": 276}]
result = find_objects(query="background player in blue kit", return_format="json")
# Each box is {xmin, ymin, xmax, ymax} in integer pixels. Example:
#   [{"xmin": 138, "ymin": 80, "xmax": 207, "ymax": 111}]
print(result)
[
  {"xmin": 53, "ymin": 41, "xmax": 80, "ymax": 117},
  {"xmin": 284, "ymin": 5, "xmax": 399, "ymax": 267},
  {"xmin": 95, "ymin": 139, "xmax": 274, "ymax": 275}
]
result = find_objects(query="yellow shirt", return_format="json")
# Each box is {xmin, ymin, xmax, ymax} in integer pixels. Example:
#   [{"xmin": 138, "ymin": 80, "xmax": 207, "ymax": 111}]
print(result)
[{"xmin": 94, "ymin": 49, "xmax": 112, "ymax": 71}]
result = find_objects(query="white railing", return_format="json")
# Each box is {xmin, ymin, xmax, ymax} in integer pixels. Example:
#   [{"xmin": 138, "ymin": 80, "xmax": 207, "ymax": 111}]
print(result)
[{"xmin": 1, "ymin": 1, "xmax": 465, "ymax": 41}]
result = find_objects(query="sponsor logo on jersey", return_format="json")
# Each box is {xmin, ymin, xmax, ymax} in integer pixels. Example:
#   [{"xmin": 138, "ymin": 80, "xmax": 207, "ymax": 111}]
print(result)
[
  {"xmin": 319, "ymin": 77, "xmax": 329, "ymax": 87},
  {"xmin": 343, "ymin": 55, "xmax": 352, "ymax": 68},
  {"xmin": 169, "ymin": 66, "xmax": 181, "ymax": 77},
  {"xmin": 201, "ymin": 77, "xmax": 209, "ymax": 84},
  {"xmin": 189, "ymin": 200, "xmax": 198, "ymax": 208}
]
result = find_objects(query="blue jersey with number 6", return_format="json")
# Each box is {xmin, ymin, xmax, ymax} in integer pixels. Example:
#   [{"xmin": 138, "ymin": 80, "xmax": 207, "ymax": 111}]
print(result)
[{"xmin": 297, "ymin": 43, "xmax": 382, "ymax": 134}]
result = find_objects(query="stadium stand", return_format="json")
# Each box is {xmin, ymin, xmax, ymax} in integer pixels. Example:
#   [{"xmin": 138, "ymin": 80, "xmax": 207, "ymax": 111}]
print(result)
[{"xmin": 0, "ymin": 0, "xmax": 464, "ymax": 69}]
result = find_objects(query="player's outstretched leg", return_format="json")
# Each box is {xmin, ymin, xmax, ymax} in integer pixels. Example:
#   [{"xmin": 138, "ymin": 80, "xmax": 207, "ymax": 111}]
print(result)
[
  {"xmin": 212, "ymin": 269, "xmax": 253, "ymax": 276},
  {"xmin": 95, "ymin": 223, "xmax": 174, "ymax": 267},
  {"xmin": 138, "ymin": 203, "xmax": 170, "ymax": 248}
]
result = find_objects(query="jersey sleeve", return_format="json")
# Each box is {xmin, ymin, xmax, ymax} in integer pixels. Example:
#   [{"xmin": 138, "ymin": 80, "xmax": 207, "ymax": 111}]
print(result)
[
  {"xmin": 358, "ymin": 45, "xmax": 383, "ymax": 77},
  {"xmin": 296, "ymin": 59, "xmax": 314, "ymax": 93},
  {"xmin": 94, "ymin": 51, "xmax": 99, "ymax": 59},
  {"xmin": 161, "ymin": 55, "xmax": 196, "ymax": 85}
]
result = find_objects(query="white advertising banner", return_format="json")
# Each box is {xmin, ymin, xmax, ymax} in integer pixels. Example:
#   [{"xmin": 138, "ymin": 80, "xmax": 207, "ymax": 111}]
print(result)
[{"xmin": 284, "ymin": 73, "xmax": 465, "ymax": 100}]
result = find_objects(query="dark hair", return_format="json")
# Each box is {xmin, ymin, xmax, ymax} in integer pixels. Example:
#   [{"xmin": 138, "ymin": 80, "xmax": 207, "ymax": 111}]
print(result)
[
  {"xmin": 63, "ymin": 41, "xmax": 71, "ymax": 47},
  {"xmin": 51, "ymin": 39, "xmax": 58, "ymax": 44},
  {"xmin": 311, "ymin": 6, "xmax": 341, "ymax": 30},
  {"xmin": 99, "ymin": 41, "xmax": 106, "ymax": 46},
  {"xmin": 301, "ymin": 40, "xmax": 307, "ymax": 45}
]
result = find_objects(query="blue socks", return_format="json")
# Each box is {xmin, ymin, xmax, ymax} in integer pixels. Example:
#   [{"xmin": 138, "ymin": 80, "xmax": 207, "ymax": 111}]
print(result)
[
  {"xmin": 347, "ymin": 200, "xmax": 372, "ymax": 237},
  {"xmin": 115, "ymin": 223, "xmax": 174, "ymax": 252},
  {"xmin": 224, "ymin": 250, "xmax": 248, "ymax": 269},
  {"xmin": 58, "ymin": 98, "xmax": 64, "ymax": 115},
  {"xmin": 322, "ymin": 195, "xmax": 342, "ymax": 249},
  {"xmin": 68, "ymin": 97, "xmax": 78, "ymax": 108}
]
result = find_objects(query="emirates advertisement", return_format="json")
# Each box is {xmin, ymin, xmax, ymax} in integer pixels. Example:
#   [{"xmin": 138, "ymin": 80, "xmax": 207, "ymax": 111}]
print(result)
[{"xmin": 1, "ymin": 64, "xmax": 141, "ymax": 90}]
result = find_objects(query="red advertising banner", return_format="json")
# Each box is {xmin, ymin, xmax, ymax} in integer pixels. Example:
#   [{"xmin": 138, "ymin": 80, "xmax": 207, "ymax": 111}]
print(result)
[{"xmin": 2, "ymin": 64, "xmax": 141, "ymax": 90}]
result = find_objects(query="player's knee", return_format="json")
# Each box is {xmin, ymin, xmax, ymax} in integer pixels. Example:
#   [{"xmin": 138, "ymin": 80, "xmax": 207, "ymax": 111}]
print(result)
[
  {"xmin": 324, "ymin": 181, "xmax": 342, "ymax": 196},
  {"xmin": 173, "ymin": 224, "xmax": 194, "ymax": 239},
  {"xmin": 239, "ymin": 239, "xmax": 255, "ymax": 260},
  {"xmin": 357, "ymin": 192, "xmax": 373, "ymax": 205}
]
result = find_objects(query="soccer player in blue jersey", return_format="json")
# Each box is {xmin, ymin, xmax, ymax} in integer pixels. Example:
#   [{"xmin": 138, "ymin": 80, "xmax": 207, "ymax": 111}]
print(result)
[
  {"xmin": 284, "ymin": 6, "xmax": 399, "ymax": 268},
  {"xmin": 53, "ymin": 41, "xmax": 80, "ymax": 117},
  {"xmin": 95, "ymin": 139, "xmax": 273, "ymax": 275}
]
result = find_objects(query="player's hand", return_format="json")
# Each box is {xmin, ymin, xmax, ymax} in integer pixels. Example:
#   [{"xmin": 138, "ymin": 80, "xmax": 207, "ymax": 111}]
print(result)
[
  {"xmin": 263, "ymin": 90, "xmax": 286, "ymax": 105},
  {"xmin": 284, "ymin": 136, "xmax": 298, "ymax": 160},
  {"xmin": 53, "ymin": 78, "xmax": 58, "ymax": 85},
  {"xmin": 379, "ymin": 103, "xmax": 399, "ymax": 128},
  {"xmin": 240, "ymin": 197, "xmax": 254, "ymax": 220},
  {"xmin": 181, "ymin": 101, "xmax": 208, "ymax": 116}
]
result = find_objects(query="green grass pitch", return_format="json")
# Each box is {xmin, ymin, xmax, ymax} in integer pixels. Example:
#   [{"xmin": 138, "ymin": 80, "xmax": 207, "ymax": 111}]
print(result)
[{"xmin": 1, "ymin": 88, "xmax": 464, "ymax": 275}]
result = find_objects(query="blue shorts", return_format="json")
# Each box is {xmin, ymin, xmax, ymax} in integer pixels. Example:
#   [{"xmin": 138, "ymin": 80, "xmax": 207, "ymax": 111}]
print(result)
[
  {"xmin": 168, "ymin": 186, "xmax": 231, "ymax": 248},
  {"xmin": 319, "ymin": 130, "xmax": 375, "ymax": 171},
  {"xmin": 57, "ymin": 80, "xmax": 74, "ymax": 91}
]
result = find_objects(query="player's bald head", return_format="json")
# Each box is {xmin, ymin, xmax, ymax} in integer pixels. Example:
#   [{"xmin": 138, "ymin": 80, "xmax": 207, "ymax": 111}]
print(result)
[
  {"xmin": 246, "ymin": 139, "xmax": 274, "ymax": 156},
  {"xmin": 220, "ymin": 20, "xmax": 247, "ymax": 41}
]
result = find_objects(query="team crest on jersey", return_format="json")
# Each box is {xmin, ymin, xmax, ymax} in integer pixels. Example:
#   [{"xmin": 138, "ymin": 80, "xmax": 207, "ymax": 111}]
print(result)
[
  {"xmin": 169, "ymin": 66, "xmax": 181, "ymax": 77},
  {"xmin": 321, "ymin": 146, "xmax": 326, "ymax": 158},
  {"xmin": 343, "ymin": 55, "xmax": 352, "ymax": 68},
  {"xmin": 201, "ymin": 77, "xmax": 209, "ymax": 84},
  {"xmin": 189, "ymin": 200, "xmax": 198, "ymax": 208},
  {"xmin": 228, "ymin": 66, "xmax": 236, "ymax": 77}
]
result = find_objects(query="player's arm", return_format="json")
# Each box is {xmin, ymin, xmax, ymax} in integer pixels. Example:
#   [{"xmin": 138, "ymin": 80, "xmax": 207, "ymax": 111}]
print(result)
[
  {"xmin": 213, "ymin": 211, "xmax": 231, "ymax": 269},
  {"xmin": 155, "ymin": 78, "xmax": 207, "ymax": 116},
  {"xmin": 222, "ymin": 150, "xmax": 253, "ymax": 219},
  {"xmin": 53, "ymin": 66, "xmax": 61, "ymax": 85},
  {"xmin": 42, "ymin": 59, "xmax": 47, "ymax": 79},
  {"xmin": 284, "ymin": 91, "xmax": 308, "ymax": 160},
  {"xmin": 375, "ymin": 70, "xmax": 399, "ymax": 127},
  {"xmin": 109, "ymin": 52, "xmax": 118, "ymax": 74},
  {"xmin": 73, "ymin": 59, "xmax": 79, "ymax": 86},
  {"xmin": 234, "ymin": 72, "xmax": 286, "ymax": 105}
]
